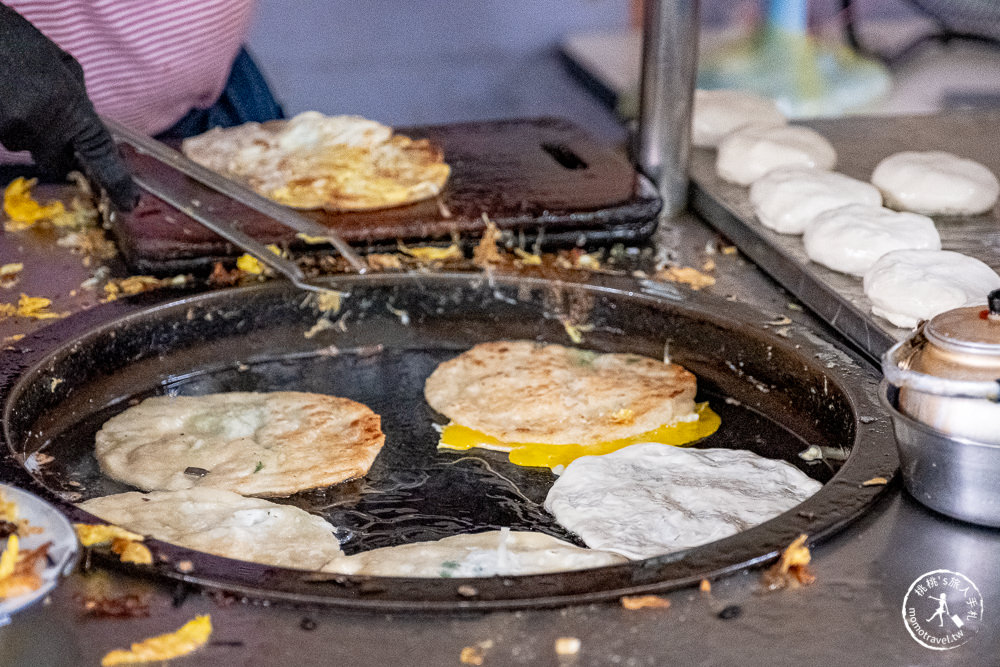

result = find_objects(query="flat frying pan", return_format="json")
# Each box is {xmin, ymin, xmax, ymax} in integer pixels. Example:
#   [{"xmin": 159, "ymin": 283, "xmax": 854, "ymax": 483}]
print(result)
[{"xmin": 0, "ymin": 271, "xmax": 897, "ymax": 611}]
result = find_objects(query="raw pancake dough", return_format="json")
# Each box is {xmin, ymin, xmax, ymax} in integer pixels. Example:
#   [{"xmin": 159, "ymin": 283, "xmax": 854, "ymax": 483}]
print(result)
[
  {"xmin": 871, "ymin": 151, "xmax": 999, "ymax": 216},
  {"xmin": 544, "ymin": 443, "xmax": 821, "ymax": 560},
  {"xmin": 691, "ymin": 89, "xmax": 787, "ymax": 148},
  {"xmin": 424, "ymin": 341, "xmax": 697, "ymax": 446},
  {"xmin": 716, "ymin": 125, "xmax": 837, "ymax": 186},
  {"xmin": 322, "ymin": 529, "xmax": 626, "ymax": 577},
  {"xmin": 749, "ymin": 166, "xmax": 882, "ymax": 234},
  {"xmin": 802, "ymin": 204, "xmax": 940, "ymax": 276},
  {"xmin": 863, "ymin": 249, "xmax": 1000, "ymax": 329},
  {"xmin": 95, "ymin": 391, "xmax": 385, "ymax": 497},
  {"xmin": 78, "ymin": 488, "xmax": 344, "ymax": 570}
]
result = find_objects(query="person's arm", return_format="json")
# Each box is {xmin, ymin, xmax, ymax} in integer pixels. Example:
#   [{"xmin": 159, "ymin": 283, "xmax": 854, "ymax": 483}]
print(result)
[{"xmin": 0, "ymin": 4, "xmax": 138, "ymax": 211}]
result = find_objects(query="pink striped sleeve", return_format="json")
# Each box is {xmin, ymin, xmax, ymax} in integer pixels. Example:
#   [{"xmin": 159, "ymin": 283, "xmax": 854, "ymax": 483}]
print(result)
[{"xmin": 5, "ymin": 0, "xmax": 255, "ymax": 136}]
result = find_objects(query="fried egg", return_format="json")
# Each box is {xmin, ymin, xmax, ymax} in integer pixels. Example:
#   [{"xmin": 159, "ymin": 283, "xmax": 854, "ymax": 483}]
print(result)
[
  {"xmin": 424, "ymin": 341, "xmax": 719, "ymax": 471},
  {"xmin": 437, "ymin": 402, "xmax": 721, "ymax": 471}
]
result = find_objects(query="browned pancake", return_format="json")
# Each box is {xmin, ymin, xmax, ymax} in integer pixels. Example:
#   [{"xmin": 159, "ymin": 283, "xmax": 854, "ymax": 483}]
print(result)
[
  {"xmin": 424, "ymin": 341, "xmax": 697, "ymax": 446},
  {"xmin": 94, "ymin": 391, "xmax": 385, "ymax": 497},
  {"xmin": 181, "ymin": 112, "xmax": 450, "ymax": 211}
]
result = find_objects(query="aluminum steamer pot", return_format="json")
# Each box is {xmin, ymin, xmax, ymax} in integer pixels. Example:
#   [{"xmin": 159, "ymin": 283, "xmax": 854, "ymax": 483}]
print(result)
[{"xmin": 881, "ymin": 289, "xmax": 1000, "ymax": 525}]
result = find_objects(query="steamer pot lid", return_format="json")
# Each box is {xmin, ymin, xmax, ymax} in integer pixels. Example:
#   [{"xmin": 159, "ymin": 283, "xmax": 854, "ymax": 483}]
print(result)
[{"xmin": 924, "ymin": 288, "xmax": 1000, "ymax": 357}]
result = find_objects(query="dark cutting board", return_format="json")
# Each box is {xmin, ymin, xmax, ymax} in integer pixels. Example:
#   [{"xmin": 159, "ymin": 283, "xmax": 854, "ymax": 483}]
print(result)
[{"xmin": 110, "ymin": 117, "xmax": 661, "ymax": 274}]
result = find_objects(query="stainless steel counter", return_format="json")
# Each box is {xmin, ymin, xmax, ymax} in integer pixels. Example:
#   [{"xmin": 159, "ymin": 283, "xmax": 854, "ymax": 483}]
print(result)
[{"xmin": 1, "ymin": 197, "xmax": 997, "ymax": 665}]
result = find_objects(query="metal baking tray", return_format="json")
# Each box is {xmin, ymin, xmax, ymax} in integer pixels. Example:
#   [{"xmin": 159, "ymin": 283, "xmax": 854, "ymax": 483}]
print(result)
[
  {"xmin": 0, "ymin": 272, "xmax": 896, "ymax": 611},
  {"xmin": 691, "ymin": 110, "xmax": 1000, "ymax": 361}
]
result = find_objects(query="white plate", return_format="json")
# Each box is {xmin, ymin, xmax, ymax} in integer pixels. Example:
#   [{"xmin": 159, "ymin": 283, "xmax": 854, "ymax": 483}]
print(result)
[{"xmin": 0, "ymin": 484, "xmax": 79, "ymax": 624}]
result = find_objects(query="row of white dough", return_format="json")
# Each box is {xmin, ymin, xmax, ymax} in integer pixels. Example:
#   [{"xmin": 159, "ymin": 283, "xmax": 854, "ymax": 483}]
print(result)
[{"xmin": 694, "ymin": 90, "xmax": 1000, "ymax": 329}]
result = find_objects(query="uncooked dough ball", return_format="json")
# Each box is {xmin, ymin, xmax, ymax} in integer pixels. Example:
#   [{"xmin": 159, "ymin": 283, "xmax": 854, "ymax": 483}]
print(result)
[
  {"xmin": 863, "ymin": 249, "xmax": 1000, "ymax": 329},
  {"xmin": 716, "ymin": 125, "xmax": 837, "ymax": 186},
  {"xmin": 749, "ymin": 166, "xmax": 882, "ymax": 234},
  {"xmin": 803, "ymin": 204, "xmax": 940, "ymax": 276},
  {"xmin": 691, "ymin": 89, "xmax": 787, "ymax": 148},
  {"xmin": 871, "ymin": 151, "xmax": 999, "ymax": 215}
]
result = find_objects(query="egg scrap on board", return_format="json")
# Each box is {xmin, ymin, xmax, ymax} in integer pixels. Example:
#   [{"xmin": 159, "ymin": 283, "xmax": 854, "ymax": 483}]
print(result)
[
  {"xmin": 322, "ymin": 529, "xmax": 626, "ymax": 577},
  {"xmin": 544, "ymin": 443, "xmax": 821, "ymax": 559},
  {"xmin": 181, "ymin": 111, "xmax": 450, "ymax": 211},
  {"xmin": 93, "ymin": 391, "xmax": 385, "ymax": 498},
  {"xmin": 78, "ymin": 488, "xmax": 345, "ymax": 570},
  {"xmin": 424, "ymin": 341, "xmax": 721, "ymax": 471}
]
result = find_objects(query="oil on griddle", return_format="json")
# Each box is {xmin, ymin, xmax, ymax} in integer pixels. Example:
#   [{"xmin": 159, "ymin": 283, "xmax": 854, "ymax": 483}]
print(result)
[{"xmin": 27, "ymin": 343, "xmax": 836, "ymax": 556}]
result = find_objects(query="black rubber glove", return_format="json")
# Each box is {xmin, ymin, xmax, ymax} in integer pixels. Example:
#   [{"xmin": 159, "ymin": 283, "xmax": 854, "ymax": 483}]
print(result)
[{"xmin": 0, "ymin": 5, "xmax": 139, "ymax": 211}]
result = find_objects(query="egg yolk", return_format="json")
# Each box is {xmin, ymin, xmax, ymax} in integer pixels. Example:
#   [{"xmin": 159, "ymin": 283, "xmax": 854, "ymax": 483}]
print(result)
[{"xmin": 437, "ymin": 402, "xmax": 721, "ymax": 470}]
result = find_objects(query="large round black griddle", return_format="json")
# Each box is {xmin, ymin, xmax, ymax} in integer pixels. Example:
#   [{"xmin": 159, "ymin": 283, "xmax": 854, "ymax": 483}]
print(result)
[{"xmin": 0, "ymin": 272, "xmax": 897, "ymax": 611}]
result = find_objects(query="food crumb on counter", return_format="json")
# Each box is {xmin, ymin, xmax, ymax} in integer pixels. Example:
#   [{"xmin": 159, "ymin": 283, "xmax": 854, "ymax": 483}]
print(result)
[
  {"xmin": 459, "ymin": 639, "xmax": 494, "ymax": 665},
  {"xmin": 397, "ymin": 240, "xmax": 463, "ymax": 262},
  {"xmin": 861, "ymin": 476, "xmax": 888, "ymax": 487},
  {"xmin": 472, "ymin": 216, "xmax": 504, "ymax": 267},
  {"xmin": 700, "ymin": 579, "xmax": 711, "ymax": 593},
  {"xmin": 366, "ymin": 253, "xmax": 404, "ymax": 271},
  {"xmin": 76, "ymin": 593, "xmax": 151, "ymax": 619},
  {"xmin": 621, "ymin": 594, "xmax": 671, "ymax": 610},
  {"xmin": 74, "ymin": 524, "xmax": 144, "ymax": 547},
  {"xmin": 761, "ymin": 533, "xmax": 815, "ymax": 591},
  {"xmin": 100, "ymin": 614, "xmax": 212, "ymax": 666},
  {"xmin": 654, "ymin": 266, "xmax": 716, "ymax": 291},
  {"xmin": 513, "ymin": 247, "xmax": 542, "ymax": 265},
  {"xmin": 3, "ymin": 177, "xmax": 72, "ymax": 230},
  {"xmin": 0, "ymin": 294, "xmax": 68, "ymax": 321},
  {"xmin": 554, "ymin": 636, "xmax": 581, "ymax": 656},
  {"xmin": 102, "ymin": 275, "xmax": 190, "ymax": 302},
  {"xmin": 111, "ymin": 538, "xmax": 153, "ymax": 565}
]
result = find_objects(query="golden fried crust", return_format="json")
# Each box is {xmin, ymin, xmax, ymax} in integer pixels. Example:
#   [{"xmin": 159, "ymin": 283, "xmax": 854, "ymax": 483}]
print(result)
[
  {"xmin": 181, "ymin": 113, "xmax": 450, "ymax": 212},
  {"xmin": 424, "ymin": 341, "xmax": 697, "ymax": 446},
  {"xmin": 94, "ymin": 391, "xmax": 385, "ymax": 497}
]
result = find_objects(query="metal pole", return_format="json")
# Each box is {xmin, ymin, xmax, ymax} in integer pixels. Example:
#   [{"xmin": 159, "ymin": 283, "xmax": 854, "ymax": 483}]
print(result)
[{"xmin": 636, "ymin": 0, "xmax": 700, "ymax": 218}]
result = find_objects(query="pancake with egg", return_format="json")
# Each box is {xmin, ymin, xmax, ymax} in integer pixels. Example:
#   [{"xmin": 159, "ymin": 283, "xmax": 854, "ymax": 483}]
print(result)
[
  {"xmin": 322, "ymin": 529, "xmax": 626, "ymax": 577},
  {"xmin": 79, "ymin": 488, "xmax": 344, "ymax": 570},
  {"xmin": 94, "ymin": 391, "xmax": 384, "ymax": 497},
  {"xmin": 181, "ymin": 111, "xmax": 450, "ymax": 211},
  {"xmin": 424, "ymin": 341, "xmax": 719, "ymax": 470}
]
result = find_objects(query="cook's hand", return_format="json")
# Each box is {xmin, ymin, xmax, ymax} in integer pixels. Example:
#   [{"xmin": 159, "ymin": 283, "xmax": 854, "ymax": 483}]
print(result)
[{"xmin": 0, "ymin": 5, "xmax": 138, "ymax": 211}]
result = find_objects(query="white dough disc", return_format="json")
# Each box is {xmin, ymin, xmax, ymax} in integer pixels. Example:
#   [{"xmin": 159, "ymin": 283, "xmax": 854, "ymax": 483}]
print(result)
[
  {"xmin": 543, "ymin": 443, "xmax": 821, "ymax": 560},
  {"xmin": 322, "ymin": 530, "xmax": 626, "ymax": 577},
  {"xmin": 716, "ymin": 125, "xmax": 837, "ymax": 186},
  {"xmin": 691, "ymin": 89, "xmax": 787, "ymax": 148},
  {"xmin": 863, "ymin": 249, "xmax": 1000, "ymax": 329},
  {"xmin": 871, "ymin": 151, "xmax": 999, "ymax": 216},
  {"xmin": 803, "ymin": 204, "xmax": 940, "ymax": 276},
  {"xmin": 749, "ymin": 166, "xmax": 882, "ymax": 234},
  {"xmin": 78, "ymin": 488, "xmax": 345, "ymax": 570}
]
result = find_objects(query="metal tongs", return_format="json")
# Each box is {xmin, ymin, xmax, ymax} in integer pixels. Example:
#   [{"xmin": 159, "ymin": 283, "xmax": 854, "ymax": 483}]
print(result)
[{"xmin": 104, "ymin": 117, "xmax": 367, "ymax": 291}]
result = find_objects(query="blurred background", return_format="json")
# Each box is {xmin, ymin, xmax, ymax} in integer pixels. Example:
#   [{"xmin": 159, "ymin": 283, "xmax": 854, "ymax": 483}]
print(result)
[{"xmin": 247, "ymin": 0, "xmax": 1000, "ymax": 141}]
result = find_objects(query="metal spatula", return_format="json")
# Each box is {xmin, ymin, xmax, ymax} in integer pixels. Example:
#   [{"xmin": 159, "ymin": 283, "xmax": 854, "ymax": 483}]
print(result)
[{"xmin": 103, "ymin": 117, "xmax": 367, "ymax": 292}]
